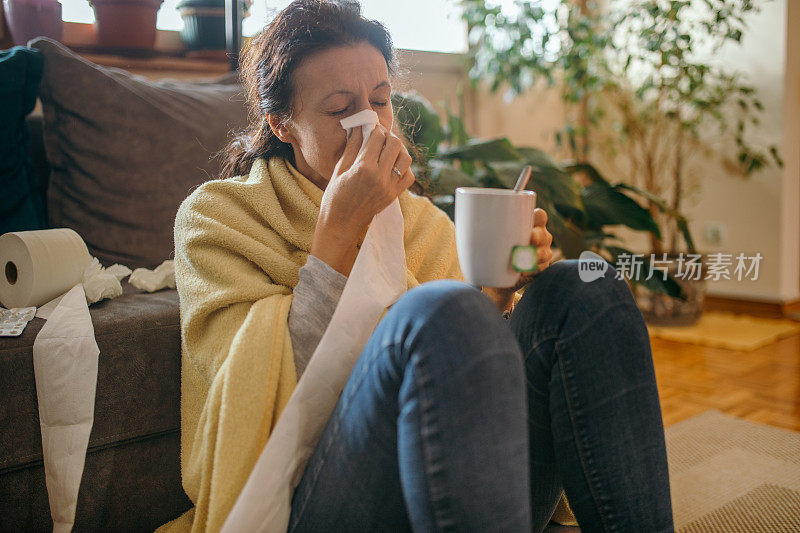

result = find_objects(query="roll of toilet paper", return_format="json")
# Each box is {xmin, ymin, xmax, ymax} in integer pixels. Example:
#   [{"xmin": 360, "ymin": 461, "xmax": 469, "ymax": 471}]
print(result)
[{"xmin": 0, "ymin": 228, "xmax": 92, "ymax": 309}]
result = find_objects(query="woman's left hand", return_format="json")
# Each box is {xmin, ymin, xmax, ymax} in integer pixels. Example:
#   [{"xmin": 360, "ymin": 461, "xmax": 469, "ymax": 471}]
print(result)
[
  {"xmin": 481, "ymin": 207, "xmax": 554, "ymax": 310},
  {"xmin": 522, "ymin": 207, "xmax": 554, "ymax": 280}
]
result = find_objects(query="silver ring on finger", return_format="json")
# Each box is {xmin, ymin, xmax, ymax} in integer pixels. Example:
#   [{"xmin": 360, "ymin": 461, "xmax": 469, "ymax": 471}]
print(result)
[{"xmin": 392, "ymin": 166, "xmax": 403, "ymax": 177}]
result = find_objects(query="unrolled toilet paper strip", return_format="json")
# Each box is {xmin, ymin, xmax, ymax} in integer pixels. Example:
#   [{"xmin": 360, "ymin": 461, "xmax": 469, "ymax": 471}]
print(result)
[
  {"xmin": 34, "ymin": 296, "xmax": 63, "ymax": 321},
  {"xmin": 33, "ymin": 282, "xmax": 99, "ymax": 533},
  {"xmin": 222, "ymin": 108, "xmax": 406, "ymax": 533}
]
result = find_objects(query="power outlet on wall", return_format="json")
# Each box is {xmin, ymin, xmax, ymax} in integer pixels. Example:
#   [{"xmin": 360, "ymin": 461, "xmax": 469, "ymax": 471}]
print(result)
[{"xmin": 704, "ymin": 221, "xmax": 727, "ymax": 246}]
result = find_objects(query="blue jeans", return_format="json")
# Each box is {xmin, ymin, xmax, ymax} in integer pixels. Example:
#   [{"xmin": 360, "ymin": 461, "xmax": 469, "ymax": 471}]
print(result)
[{"xmin": 288, "ymin": 260, "xmax": 674, "ymax": 532}]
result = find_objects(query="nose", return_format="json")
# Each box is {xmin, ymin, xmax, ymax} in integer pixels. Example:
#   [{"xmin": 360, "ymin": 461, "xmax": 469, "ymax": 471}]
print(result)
[{"xmin": 354, "ymin": 94, "xmax": 371, "ymax": 111}]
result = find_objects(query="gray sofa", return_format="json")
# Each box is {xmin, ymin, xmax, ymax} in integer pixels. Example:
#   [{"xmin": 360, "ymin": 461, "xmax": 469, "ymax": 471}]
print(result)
[
  {"xmin": 0, "ymin": 37, "xmax": 245, "ymax": 530},
  {"xmin": 0, "ymin": 114, "xmax": 191, "ymax": 532}
]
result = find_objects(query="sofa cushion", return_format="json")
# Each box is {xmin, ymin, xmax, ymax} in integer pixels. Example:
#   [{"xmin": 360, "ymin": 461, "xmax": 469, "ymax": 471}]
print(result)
[
  {"xmin": 0, "ymin": 281, "xmax": 181, "ymax": 475},
  {"xmin": 29, "ymin": 37, "xmax": 248, "ymax": 269},
  {"xmin": 1, "ymin": 429, "xmax": 191, "ymax": 531},
  {"xmin": 0, "ymin": 46, "xmax": 47, "ymax": 234}
]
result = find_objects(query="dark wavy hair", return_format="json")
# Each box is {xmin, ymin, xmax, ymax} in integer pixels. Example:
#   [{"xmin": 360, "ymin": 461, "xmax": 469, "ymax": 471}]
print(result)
[{"xmin": 220, "ymin": 0, "xmax": 400, "ymax": 181}]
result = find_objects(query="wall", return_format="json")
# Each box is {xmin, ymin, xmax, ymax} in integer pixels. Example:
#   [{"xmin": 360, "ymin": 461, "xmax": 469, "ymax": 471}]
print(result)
[
  {"xmin": 395, "ymin": 50, "xmax": 476, "ymax": 132},
  {"xmin": 780, "ymin": 0, "xmax": 800, "ymax": 303},
  {"xmin": 396, "ymin": 50, "xmax": 568, "ymax": 154},
  {"xmin": 677, "ymin": 0, "xmax": 795, "ymax": 302}
]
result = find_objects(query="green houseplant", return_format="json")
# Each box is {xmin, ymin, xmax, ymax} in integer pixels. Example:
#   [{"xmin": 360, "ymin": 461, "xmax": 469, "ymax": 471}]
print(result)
[
  {"xmin": 393, "ymin": 91, "xmax": 686, "ymax": 301},
  {"xmin": 455, "ymin": 0, "xmax": 782, "ymax": 324}
]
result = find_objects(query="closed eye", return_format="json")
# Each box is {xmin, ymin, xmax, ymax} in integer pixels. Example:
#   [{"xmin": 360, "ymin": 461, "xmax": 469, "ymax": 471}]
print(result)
[{"xmin": 328, "ymin": 100, "xmax": 388, "ymax": 116}]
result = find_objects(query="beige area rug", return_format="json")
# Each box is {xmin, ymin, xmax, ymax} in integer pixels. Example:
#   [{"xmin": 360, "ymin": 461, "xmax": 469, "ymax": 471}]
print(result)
[
  {"xmin": 648, "ymin": 311, "xmax": 800, "ymax": 351},
  {"xmin": 666, "ymin": 410, "xmax": 800, "ymax": 532}
]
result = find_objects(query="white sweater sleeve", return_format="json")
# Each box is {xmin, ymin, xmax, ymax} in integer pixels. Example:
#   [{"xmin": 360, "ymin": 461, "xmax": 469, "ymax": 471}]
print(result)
[{"xmin": 288, "ymin": 254, "xmax": 348, "ymax": 378}]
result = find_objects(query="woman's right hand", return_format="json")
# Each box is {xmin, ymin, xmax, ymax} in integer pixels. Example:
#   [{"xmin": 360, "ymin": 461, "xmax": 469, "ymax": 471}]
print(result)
[
  {"xmin": 311, "ymin": 123, "xmax": 415, "ymax": 276},
  {"xmin": 323, "ymin": 124, "xmax": 415, "ymax": 232}
]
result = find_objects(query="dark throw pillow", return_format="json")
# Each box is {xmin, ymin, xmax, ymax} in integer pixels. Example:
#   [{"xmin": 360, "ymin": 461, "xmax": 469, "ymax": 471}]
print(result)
[
  {"xmin": 0, "ymin": 46, "xmax": 46, "ymax": 234},
  {"xmin": 30, "ymin": 37, "xmax": 248, "ymax": 269}
]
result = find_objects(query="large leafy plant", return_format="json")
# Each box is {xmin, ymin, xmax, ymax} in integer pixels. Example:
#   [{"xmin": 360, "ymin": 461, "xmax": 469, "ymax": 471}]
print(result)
[
  {"xmin": 458, "ymin": 0, "xmax": 607, "ymax": 161},
  {"xmin": 393, "ymin": 91, "xmax": 687, "ymax": 298},
  {"xmin": 457, "ymin": 0, "xmax": 782, "ymax": 254}
]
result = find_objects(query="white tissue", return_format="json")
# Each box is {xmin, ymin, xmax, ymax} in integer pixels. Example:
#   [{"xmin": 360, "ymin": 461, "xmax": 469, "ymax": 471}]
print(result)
[
  {"xmin": 128, "ymin": 260, "xmax": 176, "ymax": 292},
  {"xmin": 339, "ymin": 108, "xmax": 379, "ymax": 153},
  {"xmin": 82, "ymin": 257, "xmax": 131, "ymax": 305},
  {"xmin": 105, "ymin": 263, "xmax": 134, "ymax": 282},
  {"xmin": 221, "ymin": 108, "xmax": 405, "ymax": 533}
]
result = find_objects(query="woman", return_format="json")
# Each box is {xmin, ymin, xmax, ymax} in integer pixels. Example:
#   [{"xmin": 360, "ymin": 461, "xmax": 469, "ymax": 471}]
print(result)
[{"xmin": 162, "ymin": 1, "xmax": 674, "ymax": 531}]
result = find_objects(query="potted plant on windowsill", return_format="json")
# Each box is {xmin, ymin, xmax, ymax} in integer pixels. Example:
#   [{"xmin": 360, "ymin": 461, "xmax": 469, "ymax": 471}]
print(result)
[
  {"xmin": 176, "ymin": 0, "xmax": 250, "ymax": 55},
  {"xmin": 3, "ymin": 0, "xmax": 62, "ymax": 46},
  {"xmin": 88, "ymin": 0, "xmax": 164, "ymax": 51}
]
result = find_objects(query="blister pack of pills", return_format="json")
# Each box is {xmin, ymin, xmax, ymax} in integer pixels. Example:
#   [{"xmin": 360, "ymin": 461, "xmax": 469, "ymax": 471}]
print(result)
[{"xmin": 0, "ymin": 307, "xmax": 37, "ymax": 337}]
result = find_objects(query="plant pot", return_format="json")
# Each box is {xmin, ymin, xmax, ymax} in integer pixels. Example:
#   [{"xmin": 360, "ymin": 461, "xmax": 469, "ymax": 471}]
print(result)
[
  {"xmin": 90, "ymin": 0, "xmax": 163, "ymax": 50},
  {"xmin": 177, "ymin": 0, "xmax": 248, "ymax": 52},
  {"xmin": 633, "ymin": 253, "xmax": 707, "ymax": 326},
  {"xmin": 3, "ymin": 0, "xmax": 62, "ymax": 46}
]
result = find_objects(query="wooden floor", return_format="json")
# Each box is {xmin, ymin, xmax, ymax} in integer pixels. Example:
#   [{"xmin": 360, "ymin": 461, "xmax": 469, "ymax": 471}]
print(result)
[{"xmin": 650, "ymin": 326, "xmax": 800, "ymax": 431}]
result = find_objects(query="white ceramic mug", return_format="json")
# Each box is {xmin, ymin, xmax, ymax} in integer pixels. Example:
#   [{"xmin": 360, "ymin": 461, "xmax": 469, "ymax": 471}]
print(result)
[{"xmin": 455, "ymin": 187, "xmax": 537, "ymax": 288}]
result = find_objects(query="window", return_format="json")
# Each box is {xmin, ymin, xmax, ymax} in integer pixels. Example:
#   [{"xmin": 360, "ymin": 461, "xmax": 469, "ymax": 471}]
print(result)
[{"xmin": 61, "ymin": 0, "xmax": 467, "ymax": 53}]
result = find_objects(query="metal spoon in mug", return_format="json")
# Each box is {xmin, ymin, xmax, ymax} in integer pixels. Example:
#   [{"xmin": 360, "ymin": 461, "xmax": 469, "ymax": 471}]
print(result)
[{"xmin": 513, "ymin": 165, "xmax": 533, "ymax": 193}]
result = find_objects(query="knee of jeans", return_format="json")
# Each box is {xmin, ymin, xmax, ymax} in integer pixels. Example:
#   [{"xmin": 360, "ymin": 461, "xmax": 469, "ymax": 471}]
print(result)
[
  {"xmin": 392, "ymin": 279, "xmax": 516, "ymax": 356},
  {"xmin": 576, "ymin": 259, "xmax": 635, "ymax": 304},
  {"xmin": 393, "ymin": 279, "xmax": 489, "ymax": 324},
  {"xmin": 531, "ymin": 259, "xmax": 635, "ymax": 311}
]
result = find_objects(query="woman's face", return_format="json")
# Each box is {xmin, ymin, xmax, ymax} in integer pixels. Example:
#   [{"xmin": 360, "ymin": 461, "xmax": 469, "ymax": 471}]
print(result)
[{"xmin": 272, "ymin": 42, "xmax": 394, "ymax": 188}]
